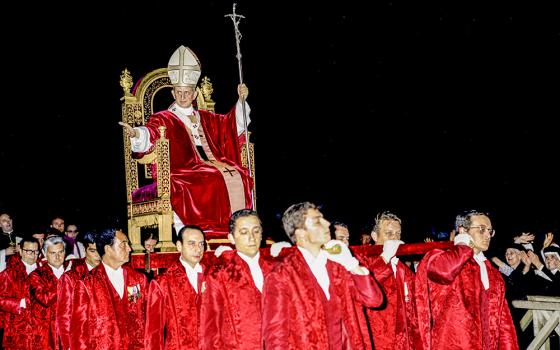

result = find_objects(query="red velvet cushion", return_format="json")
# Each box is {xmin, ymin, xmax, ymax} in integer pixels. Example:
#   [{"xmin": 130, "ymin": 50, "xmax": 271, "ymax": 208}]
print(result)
[{"xmin": 131, "ymin": 183, "xmax": 158, "ymax": 203}]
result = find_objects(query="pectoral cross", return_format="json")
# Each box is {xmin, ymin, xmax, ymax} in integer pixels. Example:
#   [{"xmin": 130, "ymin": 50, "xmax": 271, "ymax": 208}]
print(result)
[{"xmin": 223, "ymin": 168, "xmax": 236, "ymax": 177}]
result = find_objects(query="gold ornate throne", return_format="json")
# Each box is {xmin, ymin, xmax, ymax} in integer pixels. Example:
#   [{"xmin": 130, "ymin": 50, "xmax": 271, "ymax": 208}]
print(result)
[{"xmin": 120, "ymin": 68, "xmax": 255, "ymax": 252}]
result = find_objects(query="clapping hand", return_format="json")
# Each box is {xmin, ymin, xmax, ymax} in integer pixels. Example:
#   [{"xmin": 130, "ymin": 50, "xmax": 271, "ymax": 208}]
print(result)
[{"xmin": 543, "ymin": 232, "xmax": 554, "ymax": 249}]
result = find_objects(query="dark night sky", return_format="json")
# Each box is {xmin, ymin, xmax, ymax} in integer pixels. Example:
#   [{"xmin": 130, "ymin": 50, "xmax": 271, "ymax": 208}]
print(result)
[{"xmin": 1, "ymin": 1, "xmax": 559, "ymax": 245}]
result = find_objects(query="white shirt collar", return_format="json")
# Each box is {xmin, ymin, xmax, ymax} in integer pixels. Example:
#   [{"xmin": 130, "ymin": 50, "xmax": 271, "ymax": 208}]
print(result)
[
  {"xmin": 86, "ymin": 262, "xmax": 95, "ymax": 271},
  {"xmin": 171, "ymin": 103, "xmax": 194, "ymax": 116},
  {"xmin": 22, "ymin": 261, "xmax": 37, "ymax": 275},
  {"xmin": 237, "ymin": 251, "xmax": 264, "ymax": 292},
  {"xmin": 473, "ymin": 252, "xmax": 489, "ymax": 290},
  {"xmin": 49, "ymin": 264, "xmax": 65, "ymax": 279},
  {"xmin": 102, "ymin": 262, "xmax": 125, "ymax": 298},
  {"xmin": 298, "ymin": 246, "xmax": 330, "ymax": 299},
  {"xmin": 180, "ymin": 257, "xmax": 202, "ymax": 293}
]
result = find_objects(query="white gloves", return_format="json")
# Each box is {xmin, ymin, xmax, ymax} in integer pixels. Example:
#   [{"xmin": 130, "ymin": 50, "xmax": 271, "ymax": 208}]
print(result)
[
  {"xmin": 381, "ymin": 240, "xmax": 404, "ymax": 263},
  {"xmin": 454, "ymin": 233, "xmax": 473, "ymax": 247},
  {"xmin": 324, "ymin": 240, "xmax": 360, "ymax": 271},
  {"xmin": 270, "ymin": 241, "xmax": 292, "ymax": 257},
  {"xmin": 214, "ymin": 245, "xmax": 233, "ymax": 258}
]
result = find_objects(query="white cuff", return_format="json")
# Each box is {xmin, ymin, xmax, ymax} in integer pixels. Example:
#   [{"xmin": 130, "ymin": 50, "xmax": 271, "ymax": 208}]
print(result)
[{"xmin": 19, "ymin": 298, "xmax": 26, "ymax": 308}]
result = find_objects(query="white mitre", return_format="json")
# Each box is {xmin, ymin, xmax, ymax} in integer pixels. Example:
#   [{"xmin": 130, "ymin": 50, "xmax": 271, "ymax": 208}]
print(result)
[{"xmin": 167, "ymin": 45, "xmax": 201, "ymax": 87}]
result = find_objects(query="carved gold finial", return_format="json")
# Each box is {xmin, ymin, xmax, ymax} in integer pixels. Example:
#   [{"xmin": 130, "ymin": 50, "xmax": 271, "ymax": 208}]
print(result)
[
  {"xmin": 158, "ymin": 126, "xmax": 167, "ymax": 140},
  {"xmin": 201, "ymin": 77, "xmax": 214, "ymax": 103},
  {"xmin": 120, "ymin": 69, "xmax": 134, "ymax": 97}
]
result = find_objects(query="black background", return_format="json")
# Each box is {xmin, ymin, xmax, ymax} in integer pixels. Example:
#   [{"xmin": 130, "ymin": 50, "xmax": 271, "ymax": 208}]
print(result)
[{"xmin": 1, "ymin": 1, "xmax": 559, "ymax": 246}]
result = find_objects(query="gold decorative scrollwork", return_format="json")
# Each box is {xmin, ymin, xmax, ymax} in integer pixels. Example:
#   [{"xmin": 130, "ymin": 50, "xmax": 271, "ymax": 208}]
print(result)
[{"xmin": 120, "ymin": 69, "xmax": 133, "ymax": 97}]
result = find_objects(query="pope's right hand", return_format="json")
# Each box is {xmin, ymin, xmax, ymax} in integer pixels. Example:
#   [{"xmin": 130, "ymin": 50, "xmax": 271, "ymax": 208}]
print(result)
[{"xmin": 118, "ymin": 122, "xmax": 137, "ymax": 138}]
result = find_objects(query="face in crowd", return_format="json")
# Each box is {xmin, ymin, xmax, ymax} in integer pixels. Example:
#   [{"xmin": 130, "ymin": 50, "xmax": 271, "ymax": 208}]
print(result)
[
  {"xmin": 465, "ymin": 215, "xmax": 493, "ymax": 253},
  {"xmin": 372, "ymin": 219, "xmax": 402, "ymax": 245},
  {"xmin": 46, "ymin": 242, "xmax": 66, "ymax": 269},
  {"xmin": 51, "ymin": 218, "xmax": 65, "ymax": 233},
  {"xmin": 177, "ymin": 228, "xmax": 205, "ymax": 268},
  {"xmin": 0, "ymin": 214, "xmax": 13, "ymax": 233},
  {"xmin": 21, "ymin": 241, "xmax": 40, "ymax": 265},
  {"xmin": 298, "ymin": 208, "xmax": 331, "ymax": 247},
  {"xmin": 229, "ymin": 214, "xmax": 263, "ymax": 258},
  {"xmin": 333, "ymin": 224, "xmax": 350, "ymax": 246},
  {"xmin": 106, "ymin": 230, "xmax": 132, "ymax": 266},
  {"xmin": 85, "ymin": 243, "xmax": 101, "ymax": 268}
]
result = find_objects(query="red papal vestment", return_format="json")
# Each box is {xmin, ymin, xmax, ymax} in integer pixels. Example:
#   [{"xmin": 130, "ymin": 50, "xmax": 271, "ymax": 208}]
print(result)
[
  {"xmin": 29, "ymin": 262, "xmax": 69, "ymax": 350},
  {"xmin": 139, "ymin": 106, "xmax": 253, "ymax": 236},
  {"xmin": 199, "ymin": 251, "xmax": 274, "ymax": 350},
  {"xmin": 355, "ymin": 254, "xmax": 422, "ymax": 350},
  {"xmin": 262, "ymin": 249, "xmax": 383, "ymax": 350},
  {"xmin": 415, "ymin": 245, "xmax": 519, "ymax": 350},
  {"xmin": 70, "ymin": 263, "xmax": 148, "ymax": 350},
  {"xmin": 0, "ymin": 257, "xmax": 39, "ymax": 349},
  {"xmin": 144, "ymin": 259, "xmax": 206, "ymax": 350},
  {"xmin": 56, "ymin": 259, "xmax": 90, "ymax": 350}
]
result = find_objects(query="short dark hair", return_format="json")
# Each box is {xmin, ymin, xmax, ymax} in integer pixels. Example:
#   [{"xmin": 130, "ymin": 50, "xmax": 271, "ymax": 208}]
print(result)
[
  {"xmin": 282, "ymin": 202, "xmax": 317, "ymax": 244},
  {"xmin": 82, "ymin": 230, "xmax": 97, "ymax": 246},
  {"xmin": 229, "ymin": 209, "xmax": 260, "ymax": 235},
  {"xmin": 95, "ymin": 228, "xmax": 119, "ymax": 257},
  {"xmin": 19, "ymin": 236, "xmax": 39, "ymax": 249},
  {"xmin": 177, "ymin": 225, "xmax": 205, "ymax": 244},
  {"xmin": 330, "ymin": 221, "xmax": 348, "ymax": 239}
]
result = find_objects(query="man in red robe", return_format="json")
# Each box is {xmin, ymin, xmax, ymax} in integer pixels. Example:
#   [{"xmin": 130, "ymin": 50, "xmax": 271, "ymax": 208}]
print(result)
[
  {"xmin": 120, "ymin": 45, "xmax": 253, "ymax": 236},
  {"xmin": 354, "ymin": 211, "xmax": 422, "ymax": 350},
  {"xmin": 144, "ymin": 225, "xmax": 207, "ymax": 349},
  {"xmin": 0, "ymin": 236, "xmax": 41, "ymax": 349},
  {"xmin": 262, "ymin": 202, "xmax": 384, "ymax": 350},
  {"xmin": 415, "ymin": 210, "xmax": 519, "ymax": 350},
  {"xmin": 71, "ymin": 228, "xmax": 148, "ymax": 350},
  {"xmin": 57, "ymin": 231, "xmax": 101, "ymax": 350},
  {"xmin": 29, "ymin": 235, "xmax": 69, "ymax": 349},
  {"xmin": 200, "ymin": 209, "xmax": 275, "ymax": 349}
]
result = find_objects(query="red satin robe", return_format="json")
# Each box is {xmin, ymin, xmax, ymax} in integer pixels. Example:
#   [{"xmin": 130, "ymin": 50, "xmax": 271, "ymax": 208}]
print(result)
[
  {"xmin": 140, "ymin": 107, "xmax": 253, "ymax": 236},
  {"xmin": 28, "ymin": 262, "xmax": 69, "ymax": 350},
  {"xmin": 70, "ymin": 263, "xmax": 148, "ymax": 350},
  {"xmin": 199, "ymin": 251, "xmax": 274, "ymax": 350},
  {"xmin": 415, "ymin": 245, "xmax": 519, "ymax": 350},
  {"xmin": 0, "ymin": 257, "xmax": 39, "ymax": 349},
  {"xmin": 262, "ymin": 249, "xmax": 383, "ymax": 350},
  {"xmin": 144, "ymin": 259, "xmax": 205, "ymax": 350},
  {"xmin": 355, "ymin": 254, "xmax": 422, "ymax": 350},
  {"xmin": 56, "ymin": 259, "xmax": 90, "ymax": 350}
]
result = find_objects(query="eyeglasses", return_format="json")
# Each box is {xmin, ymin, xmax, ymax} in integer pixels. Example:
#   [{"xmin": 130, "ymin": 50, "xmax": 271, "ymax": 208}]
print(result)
[
  {"xmin": 468, "ymin": 226, "xmax": 495, "ymax": 237},
  {"xmin": 22, "ymin": 248, "xmax": 40, "ymax": 255}
]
